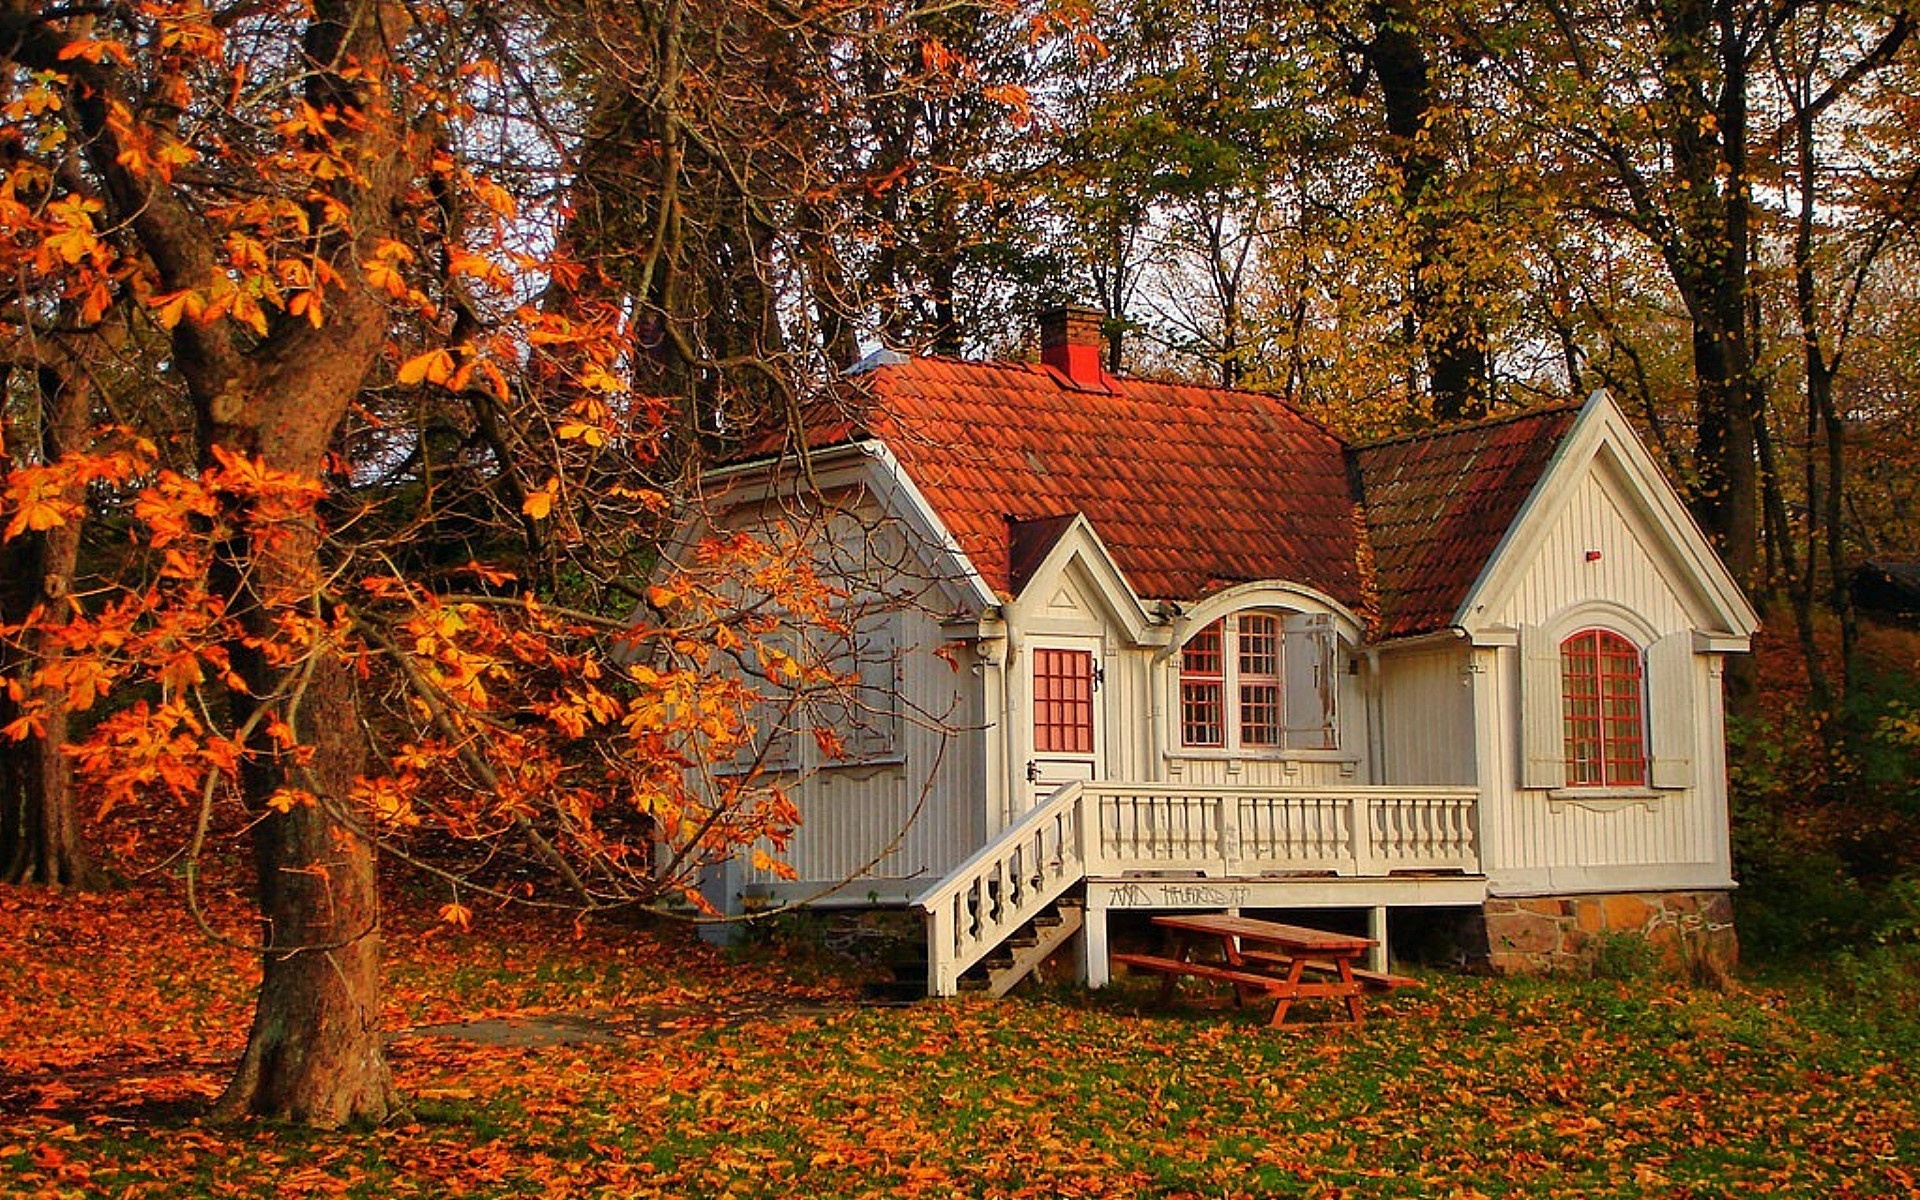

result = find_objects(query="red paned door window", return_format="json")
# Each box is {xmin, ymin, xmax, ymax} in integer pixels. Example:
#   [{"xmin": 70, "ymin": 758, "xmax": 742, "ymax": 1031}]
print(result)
[
  {"xmin": 1561, "ymin": 629, "xmax": 1646, "ymax": 786},
  {"xmin": 1033, "ymin": 648, "xmax": 1095, "ymax": 755}
]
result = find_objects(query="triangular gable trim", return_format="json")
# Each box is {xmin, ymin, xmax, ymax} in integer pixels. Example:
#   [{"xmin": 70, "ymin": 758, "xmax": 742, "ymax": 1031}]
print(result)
[
  {"xmin": 1003, "ymin": 514, "xmax": 1157, "ymax": 645},
  {"xmin": 1455, "ymin": 391, "xmax": 1760, "ymax": 642},
  {"xmin": 859, "ymin": 440, "xmax": 1003, "ymax": 614}
]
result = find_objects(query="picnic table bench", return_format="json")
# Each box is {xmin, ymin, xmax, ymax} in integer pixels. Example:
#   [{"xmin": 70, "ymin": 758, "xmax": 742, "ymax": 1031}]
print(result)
[{"xmin": 1112, "ymin": 913, "xmax": 1418, "ymax": 1027}]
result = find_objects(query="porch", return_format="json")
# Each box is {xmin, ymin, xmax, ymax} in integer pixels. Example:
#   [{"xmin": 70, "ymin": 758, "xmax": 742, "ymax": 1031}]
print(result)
[{"xmin": 913, "ymin": 782, "xmax": 1483, "ymax": 996}]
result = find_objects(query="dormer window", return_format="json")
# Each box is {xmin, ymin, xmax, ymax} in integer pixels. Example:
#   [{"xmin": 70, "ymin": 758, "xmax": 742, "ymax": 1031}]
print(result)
[{"xmin": 1178, "ymin": 611, "xmax": 1337, "ymax": 752}]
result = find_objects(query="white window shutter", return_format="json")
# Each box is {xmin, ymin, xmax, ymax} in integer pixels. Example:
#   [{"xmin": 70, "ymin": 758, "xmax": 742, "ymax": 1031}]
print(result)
[
  {"xmin": 1646, "ymin": 631, "xmax": 1696, "ymax": 789},
  {"xmin": 1283, "ymin": 612, "xmax": 1337, "ymax": 750},
  {"xmin": 1519, "ymin": 623, "xmax": 1565, "ymax": 789},
  {"xmin": 850, "ymin": 614, "xmax": 901, "ymax": 760}
]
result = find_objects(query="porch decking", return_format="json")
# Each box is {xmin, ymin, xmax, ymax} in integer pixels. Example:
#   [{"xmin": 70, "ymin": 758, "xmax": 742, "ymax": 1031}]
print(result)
[{"xmin": 914, "ymin": 782, "xmax": 1481, "ymax": 996}]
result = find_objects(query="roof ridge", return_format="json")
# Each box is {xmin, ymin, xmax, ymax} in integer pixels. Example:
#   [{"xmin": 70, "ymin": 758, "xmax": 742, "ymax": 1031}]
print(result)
[
  {"xmin": 1349, "ymin": 401, "xmax": 1582, "ymax": 452},
  {"xmin": 868, "ymin": 353, "xmax": 1325, "ymax": 427}
]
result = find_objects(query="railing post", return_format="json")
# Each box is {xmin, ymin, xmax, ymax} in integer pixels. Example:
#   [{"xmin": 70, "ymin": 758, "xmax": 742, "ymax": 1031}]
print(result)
[
  {"xmin": 1076, "ymin": 785, "xmax": 1097, "ymax": 875},
  {"xmin": 1352, "ymin": 794, "xmax": 1377, "ymax": 877},
  {"xmin": 1217, "ymin": 792, "xmax": 1241, "ymax": 875},
  {"xmin": 927, "ymin": 901, "xmax": 957, "ymax": 997}
]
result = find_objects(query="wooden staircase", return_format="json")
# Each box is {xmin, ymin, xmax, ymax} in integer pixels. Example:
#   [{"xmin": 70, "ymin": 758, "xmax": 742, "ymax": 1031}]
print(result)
[{"xmin": 958, "ymin": 895, "xmax": 1085, "ymax": 997}]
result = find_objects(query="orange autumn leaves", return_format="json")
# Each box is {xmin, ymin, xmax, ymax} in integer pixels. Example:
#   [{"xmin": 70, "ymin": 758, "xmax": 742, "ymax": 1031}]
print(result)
[
  {"xmin": 0, "ymin": 0, "xmax": 845, "ymax": 921},
  {"xmin": 0, "ymin": 429, "xmax": 842, "ymax": 911}
]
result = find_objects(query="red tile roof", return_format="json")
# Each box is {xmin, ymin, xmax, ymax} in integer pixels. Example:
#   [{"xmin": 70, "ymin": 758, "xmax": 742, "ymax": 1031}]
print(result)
[
  {"xmin": 840, "ymin": 357, "xmax": 1364, "ymax": 609},
  {"xmin": 734, "ymin": 356, "xmax": 1581, "ymax": 639},
  {"xmin": 1351, "ymin": 405, "xmax": 1581, "ymax": 638}
]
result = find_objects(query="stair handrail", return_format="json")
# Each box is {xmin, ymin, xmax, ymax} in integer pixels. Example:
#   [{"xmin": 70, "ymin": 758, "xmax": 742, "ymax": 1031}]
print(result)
[{"xmin": 913, "ymin": 780, "xmax": 1089, "ymax": 996}]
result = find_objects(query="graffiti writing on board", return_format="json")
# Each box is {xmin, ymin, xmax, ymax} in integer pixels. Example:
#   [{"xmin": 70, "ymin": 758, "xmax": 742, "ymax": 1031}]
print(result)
[{"xmin": 1108, "ymin": 883, "xmax": 1251, "ymax": 908}]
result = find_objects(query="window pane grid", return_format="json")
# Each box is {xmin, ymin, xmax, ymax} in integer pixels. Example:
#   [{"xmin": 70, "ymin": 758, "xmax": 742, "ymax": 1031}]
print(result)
[
  {"xmin": 1237, "ymin": 614, "xmax": 1279, "ymax": 676},
  {"xmin": 1561, "ymin": 629, "xmax": 1644, "ymax": 787},
  {"xmin": 1182, "ymin": 682, "xmax": 1224, "ymax": 747},
  {"xmin": 1237, "ymin": 614, "xmax": 1282, "ymax": 746},
  {"xmin": 1240, "ymin": 684, "xmax": 1280, "ymax": 745},
  {"xmin": 1180, "ymin": 622, "xmax": 1225, "ymax": 747},
  {"xmin": 1034, "ymin": 648, "xmax": 1094, "ymax": 754}
]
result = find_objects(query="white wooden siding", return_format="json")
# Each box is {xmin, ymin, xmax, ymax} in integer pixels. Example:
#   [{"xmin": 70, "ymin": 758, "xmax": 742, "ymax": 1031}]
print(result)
[
  {"xmin": 1486, "ymin": 461, "xmax": 1692, "ymax": 633},
  {"xmin": 1377, "ymin": 646, "xmax": 1476, "ymax": 787},
  {"xmin": 741, "ymin": 606, "xmax": 984, "ymax": 895},
  {"xmin": 702, "ymin": 485, "xmax": 989, "ymax": 902}
]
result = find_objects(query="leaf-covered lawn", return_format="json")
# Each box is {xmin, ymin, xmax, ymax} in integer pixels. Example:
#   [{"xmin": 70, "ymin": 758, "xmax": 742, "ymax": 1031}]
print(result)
[{"xmin": 3, "ymin": 884, "xmax": 1916, "ymax": 1199}]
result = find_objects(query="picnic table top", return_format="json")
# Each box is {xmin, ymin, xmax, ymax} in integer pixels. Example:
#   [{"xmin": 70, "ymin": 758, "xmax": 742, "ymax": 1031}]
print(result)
[{"xmin": 1150, "ymin": 913, "xmax": 1375, "ymax": 954}]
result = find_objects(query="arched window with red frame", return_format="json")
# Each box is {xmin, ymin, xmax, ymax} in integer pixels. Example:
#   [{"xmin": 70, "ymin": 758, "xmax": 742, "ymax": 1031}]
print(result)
[{"xmin": 1560, "ymin": 629, "xmax": 1646, "ymax": 786}]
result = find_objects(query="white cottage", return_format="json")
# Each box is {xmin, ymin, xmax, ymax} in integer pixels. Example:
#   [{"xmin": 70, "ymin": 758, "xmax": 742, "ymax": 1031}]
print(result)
[{"xmin": 666, "ymin": 307, "xmax": 1760, "ymax": 994}]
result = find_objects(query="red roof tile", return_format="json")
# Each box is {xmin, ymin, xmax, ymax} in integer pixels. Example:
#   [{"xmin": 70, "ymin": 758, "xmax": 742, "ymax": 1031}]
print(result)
[
  {"xmin": 849, "ymin": 357, "xmax": 1366, "ymax": 609},
  {"xmin": 1350, "ymin": 405, "xmax": 1581, "ymax": 638},
  {"xmin": 732, "ymin": 356, "xmax": 1581, "ymax": 639}
]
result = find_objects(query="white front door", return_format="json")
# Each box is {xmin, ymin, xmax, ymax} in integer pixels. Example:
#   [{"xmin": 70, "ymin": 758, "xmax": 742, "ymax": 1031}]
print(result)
[{"xmin": 1027, "ymin": 640, "xmax": 1104, "ymax": 805}]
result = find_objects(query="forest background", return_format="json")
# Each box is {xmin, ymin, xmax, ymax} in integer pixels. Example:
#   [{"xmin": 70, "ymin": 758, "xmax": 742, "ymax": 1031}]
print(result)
[{"xmin": 2, "ymin": 0, "xmax": 1918, "ymax": 1130}]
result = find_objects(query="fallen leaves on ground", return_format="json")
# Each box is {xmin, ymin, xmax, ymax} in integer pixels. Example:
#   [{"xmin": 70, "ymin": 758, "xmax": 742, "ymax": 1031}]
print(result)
[{"xmin": 3, "ymin": 881, "xmax": 1916, "ymax": 1198}]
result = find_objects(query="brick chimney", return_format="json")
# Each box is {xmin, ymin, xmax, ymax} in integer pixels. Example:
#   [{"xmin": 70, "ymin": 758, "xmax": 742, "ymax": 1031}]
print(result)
[{"xmin": 1038, "ymin": 304, "xmax": 1107, "ymax": 389}]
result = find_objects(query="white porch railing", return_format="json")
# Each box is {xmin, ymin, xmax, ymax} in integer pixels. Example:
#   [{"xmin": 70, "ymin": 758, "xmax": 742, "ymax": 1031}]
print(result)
[
  {"xmin": 914, "ymin": 782, "xmax": 1479, "ymax": 996},
  {"xmin": 1093, "ymin": 784, "xmax": 1480, "ymax": 877}
]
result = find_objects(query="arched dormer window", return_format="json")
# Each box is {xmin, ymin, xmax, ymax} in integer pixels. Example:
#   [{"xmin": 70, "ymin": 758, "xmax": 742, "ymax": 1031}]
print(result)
[
  {"xmin": 1560, "ymin": 628, "xmax": 1645, "ymax": 787},
  {"xmin": 1178, "ymin": 610, "xmax": 1336, "ymax": 752}
]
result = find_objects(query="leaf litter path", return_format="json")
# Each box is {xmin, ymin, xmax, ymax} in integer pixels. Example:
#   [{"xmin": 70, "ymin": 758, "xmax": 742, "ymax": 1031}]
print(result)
[{"xmin": 0, "ymin": 994, "xmax": 890, "ymax": 1130}]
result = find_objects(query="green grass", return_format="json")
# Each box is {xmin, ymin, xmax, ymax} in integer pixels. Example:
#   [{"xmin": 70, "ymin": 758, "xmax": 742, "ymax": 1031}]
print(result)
[{"xmin": 3, "ymin": 885, "xmax": 1917, "ymax": 1199}]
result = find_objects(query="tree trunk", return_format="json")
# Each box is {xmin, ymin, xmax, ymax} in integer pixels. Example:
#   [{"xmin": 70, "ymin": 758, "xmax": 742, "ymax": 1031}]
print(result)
[
  {"xmin": 214, "ymin": 657, "xmax": 388, "ymax": 1126},
  {"xmin": 1, "ymin": 355, "xmax": 102, "ymax": 889},
  {"xmin": 202, "ymin": 325, "xmax": 399, "ymax": 1124},
  {"xmin": 183, "ymin": 0, "xmax": 411, "ymax": 1125},
  {"xmin": 16, "ymin": 0, "xmax": 415, "ymax": 1125}
]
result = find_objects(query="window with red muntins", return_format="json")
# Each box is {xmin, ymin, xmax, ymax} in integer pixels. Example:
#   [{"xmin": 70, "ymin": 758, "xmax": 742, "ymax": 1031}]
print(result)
[
  {"xmin": 1236, "ymin": 613, "xmax": 1281, "ymax": 747},
  {"xmin": 1561, "ymin": 629, "xmax": 1646, "ymax": 786},
  {"xmin": 1033, "ymin": 648, "xmax": 1094, "ymax": 754},
  {"xmin": 1179, "ymin": 623, "xmax": 1224, "ymax": 747}
]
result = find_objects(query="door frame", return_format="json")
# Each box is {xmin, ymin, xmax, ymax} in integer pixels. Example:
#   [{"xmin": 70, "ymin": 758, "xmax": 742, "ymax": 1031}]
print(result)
[{"xmin": 1024, "ymin": 635, "xmax": 1108, "ymax": 808}]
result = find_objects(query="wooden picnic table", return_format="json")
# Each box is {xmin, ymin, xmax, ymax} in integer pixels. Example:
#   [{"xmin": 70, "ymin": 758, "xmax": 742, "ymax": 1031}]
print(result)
[{"xmin": 1112, "ymin": 913, "xmax": 1416, "ymax": 1027}]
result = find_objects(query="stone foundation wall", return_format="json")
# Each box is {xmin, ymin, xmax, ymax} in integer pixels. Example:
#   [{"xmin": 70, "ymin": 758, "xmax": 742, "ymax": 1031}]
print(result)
[{"xmin": 1473, "ymin": 890, "xmax": 1738, "ymax": 978}]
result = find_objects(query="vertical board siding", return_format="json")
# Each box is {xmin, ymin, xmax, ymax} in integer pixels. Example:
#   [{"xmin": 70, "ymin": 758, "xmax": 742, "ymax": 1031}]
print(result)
[
  {"xmin": 743, "ymin": 607, "xmax": 982, "ymax": 889},
  {"xmin": 1106, "ymin": 648, "xmax": 1152, "ymax": 784},
  {"xmin": 1491, "ymin": 465, "xmax": 1690, "ymax": 633},
  {"xmin": 1378, "ymin": 647, "xmax": 1475, "ymax": 786}
]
